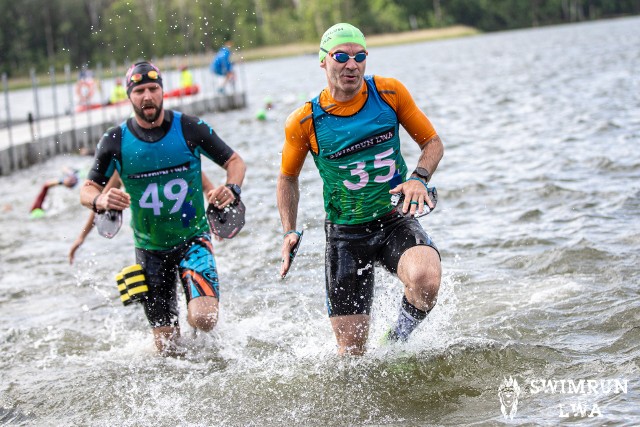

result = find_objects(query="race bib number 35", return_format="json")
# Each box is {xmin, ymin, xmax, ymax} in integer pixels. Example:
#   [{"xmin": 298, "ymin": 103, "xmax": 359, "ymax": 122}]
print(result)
[{"xmin": 338, "ymin": 148, "xmax": 395, "ymax": 191}]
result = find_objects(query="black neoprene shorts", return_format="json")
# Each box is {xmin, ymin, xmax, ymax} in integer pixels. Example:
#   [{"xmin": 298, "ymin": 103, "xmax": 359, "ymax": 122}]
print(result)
[
  {"xmin": 324, "ymin": 211, "xmax": 439, "ymax": 317},
  {"xmin": 135, "ymin": 233, "xmax": 219, "ymax": 328}
]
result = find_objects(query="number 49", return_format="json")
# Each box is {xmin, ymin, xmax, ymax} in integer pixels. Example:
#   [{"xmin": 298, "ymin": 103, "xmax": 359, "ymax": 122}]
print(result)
[{"xmin": 139, "ymin": 178, "xmax": 189, "ymax": 215}]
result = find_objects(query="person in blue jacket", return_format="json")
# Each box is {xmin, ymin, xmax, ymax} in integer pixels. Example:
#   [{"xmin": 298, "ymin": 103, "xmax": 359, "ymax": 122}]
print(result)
[{"xmin": 211, "ymin": 38, "xmax": 236, "ymax": 93}]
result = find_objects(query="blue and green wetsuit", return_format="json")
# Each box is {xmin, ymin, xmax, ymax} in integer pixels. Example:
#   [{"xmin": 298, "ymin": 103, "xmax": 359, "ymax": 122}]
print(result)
[
  {"xmin": 87, "ymin": 110, "xmax": 236, "ymax": 326},
  {"xmin": 88, "ymin": 110, "xmax": 234, "ymax": 250}
]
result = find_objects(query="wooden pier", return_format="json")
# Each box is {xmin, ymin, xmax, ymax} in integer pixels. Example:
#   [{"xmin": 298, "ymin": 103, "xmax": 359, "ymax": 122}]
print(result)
[{"xmin": 0, "ymin": 92, "xmax": 246, "ymax": 176}]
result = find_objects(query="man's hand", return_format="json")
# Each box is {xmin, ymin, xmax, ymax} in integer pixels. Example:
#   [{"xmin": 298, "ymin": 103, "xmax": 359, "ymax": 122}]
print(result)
[
  {"xmin": 207, "ymin": 185, "xmax": 237, "ymax": 209},
  {"xmin": 280, "ymin": 232, "xmax": 301, "ymax": 278},
  {"xmin": 389, "ymin": 179, "xmax": 433, "ymax": 217},
  {"xmin": 97, "ymin": 188, "xmax": 131, "ymax": 211},
  {"xmin": 69, "ymin": 238, "xmax": 83, "ymax": 265}
]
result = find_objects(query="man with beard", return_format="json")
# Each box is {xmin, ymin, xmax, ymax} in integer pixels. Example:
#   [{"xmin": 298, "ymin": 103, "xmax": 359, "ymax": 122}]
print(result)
[{"xmin": 80, "ymin": 61, "xmax": 246, "ymax": 355}]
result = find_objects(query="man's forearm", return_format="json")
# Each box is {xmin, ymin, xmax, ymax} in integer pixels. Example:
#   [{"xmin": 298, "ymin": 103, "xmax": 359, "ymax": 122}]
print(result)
[
  {"xmin": 223, "ymin": 152, "xmax": 246, "ymax": 186},
  {"xmin": 277, "ymin": 173, "xmax": 300, "ymax": 232},
  {"xmin": 415, "ymin": 135, "xmax": 444, "ymax": 179},
  {"xmin": 79, "ymin": 181, "xmax": 103, "ymax": 210}
]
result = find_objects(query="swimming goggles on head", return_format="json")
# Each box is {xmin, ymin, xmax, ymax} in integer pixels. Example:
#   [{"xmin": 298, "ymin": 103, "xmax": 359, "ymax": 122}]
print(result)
[
  {"xmin": 130, "ymin": 70, "xmax": 159, "ymax": 83},
  {"xmin": 322, "ymin": 49, "xmax": 368, "ymax": 63}
]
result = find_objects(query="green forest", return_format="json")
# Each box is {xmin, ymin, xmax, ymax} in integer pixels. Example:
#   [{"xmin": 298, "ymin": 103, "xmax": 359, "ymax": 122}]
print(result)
[{"xmin": 1, "ymin": 0, "xmax": 638, "ymax": 77}]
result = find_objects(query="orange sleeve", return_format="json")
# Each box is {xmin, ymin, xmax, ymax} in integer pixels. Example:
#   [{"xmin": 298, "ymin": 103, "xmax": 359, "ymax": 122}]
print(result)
[
  {"xmin": 280, "ymin": 103, "xmax": 314, "ymax": 177},
  {"xmin": 375, "ymin": 76, "xmax": 437, "ymax": 146}
]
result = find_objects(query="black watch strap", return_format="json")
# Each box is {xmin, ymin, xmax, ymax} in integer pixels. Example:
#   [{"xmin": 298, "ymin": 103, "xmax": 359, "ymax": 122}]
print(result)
[
  {"xmin": 225, "ymin": 183, "xmax": 241, "ymax": 198},
  {"xmin": 412, "ymin": 167, "xmax": 431, "ymax": 183},
  {"xmin": 92, "ymin": 194, "xmax": 105, "ymax": 213}
]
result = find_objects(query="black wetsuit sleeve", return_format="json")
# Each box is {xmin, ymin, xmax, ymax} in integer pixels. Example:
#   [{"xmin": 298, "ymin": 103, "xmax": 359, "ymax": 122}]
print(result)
[
  {"xmin": 86, "ymin": 126, "xmax": 123, "ymax": 186},
  {"xmin": 181, "ymin": 114, "xmax": 235, "ymax": 166}
]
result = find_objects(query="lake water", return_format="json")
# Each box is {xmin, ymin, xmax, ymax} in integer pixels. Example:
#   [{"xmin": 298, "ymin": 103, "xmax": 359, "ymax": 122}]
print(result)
[{"xmin": 1, "ymin": 16, "xmax": 639, "ymax": 426}]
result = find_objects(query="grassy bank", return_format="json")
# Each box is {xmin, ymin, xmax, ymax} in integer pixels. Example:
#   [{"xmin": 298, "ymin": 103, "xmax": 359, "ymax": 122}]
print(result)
[
  {"xmin": 234, "ymin": 24, "xmax": 479, "ymax": 61},
  {"xmin": 5, "ymin": 25, "xmax": 478, "ymax": 91},
  {"xmin": 182, "ymin": 24, "xmax": 478, "ymax": 76}
]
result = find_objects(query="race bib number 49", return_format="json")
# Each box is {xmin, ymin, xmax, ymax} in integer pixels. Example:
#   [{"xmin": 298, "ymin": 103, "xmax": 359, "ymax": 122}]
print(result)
[{"xmin": 139, "ymin": 178, "xmax": 189, "ymax": 215}]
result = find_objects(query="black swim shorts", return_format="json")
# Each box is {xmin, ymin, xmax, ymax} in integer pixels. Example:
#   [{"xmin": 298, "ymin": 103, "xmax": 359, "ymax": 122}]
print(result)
[
  {"xmin": 324, "ymin": 211, "xmax": 439, "ymax": 317},
  {"xmin": 135, "ymin": 233, "xmax": 219, "ymax": 328}
]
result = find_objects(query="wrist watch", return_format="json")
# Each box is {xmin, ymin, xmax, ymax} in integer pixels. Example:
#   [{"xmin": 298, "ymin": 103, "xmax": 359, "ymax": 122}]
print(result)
[
  {"xmin": 411, "ymin": 167, "xmax": 431, "ymax": 183},
  {"xmin": 225, "ymin": 183, "xmax": 241, "ymax": 198}
]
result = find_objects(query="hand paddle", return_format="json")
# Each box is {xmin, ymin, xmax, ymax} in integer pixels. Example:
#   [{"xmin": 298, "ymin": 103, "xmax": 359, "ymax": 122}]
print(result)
[
  {"xmin": 95, "ymin": 210, "xmax": 123, "ymax": 239},
  {"xmin": 390, "ymin": 187, "xmax": 438, "ymax": 218},
  {"xmin": 207, "ymin": 199, "xmax": 246, "ymax": 239}
]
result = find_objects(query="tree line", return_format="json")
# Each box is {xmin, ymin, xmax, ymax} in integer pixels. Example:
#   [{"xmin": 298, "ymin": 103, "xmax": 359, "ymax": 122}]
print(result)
[{"xmin": 1, "ymin": 0, "xmax": 638, "ymax": 77}]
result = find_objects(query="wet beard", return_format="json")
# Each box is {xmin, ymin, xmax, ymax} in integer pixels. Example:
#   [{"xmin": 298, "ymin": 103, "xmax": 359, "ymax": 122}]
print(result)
[{"xmin": 133, "ymin": 100, "xmax": 163, "ymax": 125}]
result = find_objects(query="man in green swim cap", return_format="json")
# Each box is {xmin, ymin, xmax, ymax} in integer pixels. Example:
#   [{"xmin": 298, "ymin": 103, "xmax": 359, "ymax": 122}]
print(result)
[
  {"xmin": 277, "ymin": 23, "xmax": 445, "ymax": 355},
  {"xmin": 318, "ymin": 23, "xmax": 367, "ymax": 62}
]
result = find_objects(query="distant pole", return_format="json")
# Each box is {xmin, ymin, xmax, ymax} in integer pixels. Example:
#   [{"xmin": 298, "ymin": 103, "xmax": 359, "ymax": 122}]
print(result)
[
  {"xmin": 111, "ymin": 59, "xmax": 123, "ymax": 117},
  {"xmin": 50, "ymin": 65, "xmax": 60, "ymax": 145},
  {"xmin": 174, "ymin": 55, "xmax": 184, "ymax": 108},
  {"xmin": 198, "ymin": 59, "xmax": 207, "ymax": 102},
  {"xmin": 239, "ymin": 52, "xmax": 247, "ymax": 108},
  {"xmin": 204, "ymin": 51, "xmax": 212, "ymax": 100},
  {"xmin": 30, "ymin": 68, "xmax": 42, "ymax": 143},
  {"xmin": 81, "ymin": 67, "xmax": 93, "ymax": 147},
  {"xmin": 28, "ymin": 112, "xmax": 36, "ymax": 144},
  {"xmin": 97, "ymin": 62, "xmax": 107, "ymax": 123},
  {"xmin": 2, "ymin": 73, "xmax": 15, "ymax": 169},
  {"xmin": 65, "ymin": 64, "xmax": 77, "ymax": 148}
]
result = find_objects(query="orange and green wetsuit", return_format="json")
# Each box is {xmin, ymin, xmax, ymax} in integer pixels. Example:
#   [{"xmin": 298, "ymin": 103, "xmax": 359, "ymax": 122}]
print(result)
[{"xmin": 282, "ymin": 75, "xmax": 438, "ymax": 225}]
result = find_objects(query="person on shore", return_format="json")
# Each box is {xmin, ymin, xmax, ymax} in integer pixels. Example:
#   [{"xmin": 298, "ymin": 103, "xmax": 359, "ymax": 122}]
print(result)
[
  {"xmin": 211, "ymin": 38, "xmax": 235, "ymax": 93},
  {"xmin": 108, "ymin": 78, "xmax": 127, "ymax": 105},
  {"xmin": 80, "ymin": 61, "xmax": 246, "ymax": 356},
  {"xmin": 179, "ymin": 66, "xmax": 194, "ymax": 89},
  {"xmin": 30, "ymin": 167, "xmax": 79, "ymax": 218},
  {"xmin": 277, "ymin": 23, "xmax": 444, "ymax": 356}
]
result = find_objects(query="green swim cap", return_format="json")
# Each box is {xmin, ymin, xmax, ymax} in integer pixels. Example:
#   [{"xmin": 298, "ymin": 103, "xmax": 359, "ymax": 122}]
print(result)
[
  {"xmin": 319, "ymin": 23, "xmax": 366, "ymax": 62},
  {"xmin": 255, "ymin": 108, "xmax": 267, "ymax": 121},
  {"xmin": 30, "ymin": 208, "xmax": 45, "ymax": 219}
]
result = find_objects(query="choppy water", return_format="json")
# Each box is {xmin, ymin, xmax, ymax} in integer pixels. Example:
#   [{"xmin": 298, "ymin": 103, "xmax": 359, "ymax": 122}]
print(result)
[{"xmin": 1, "ymin": 17, "xmax": 639, "ymax": 426}]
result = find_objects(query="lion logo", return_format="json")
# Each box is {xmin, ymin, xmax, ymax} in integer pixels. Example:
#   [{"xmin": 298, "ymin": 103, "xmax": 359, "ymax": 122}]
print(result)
[{"xmin": 498, "ymin": 376, "xmax": 521, "ymax": 420}]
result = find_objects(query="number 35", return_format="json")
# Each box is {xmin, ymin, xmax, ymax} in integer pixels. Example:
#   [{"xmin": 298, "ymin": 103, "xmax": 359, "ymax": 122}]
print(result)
[{"xmin": 339, "ymin": 148, "xmax": 395, "ymax": 191}]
